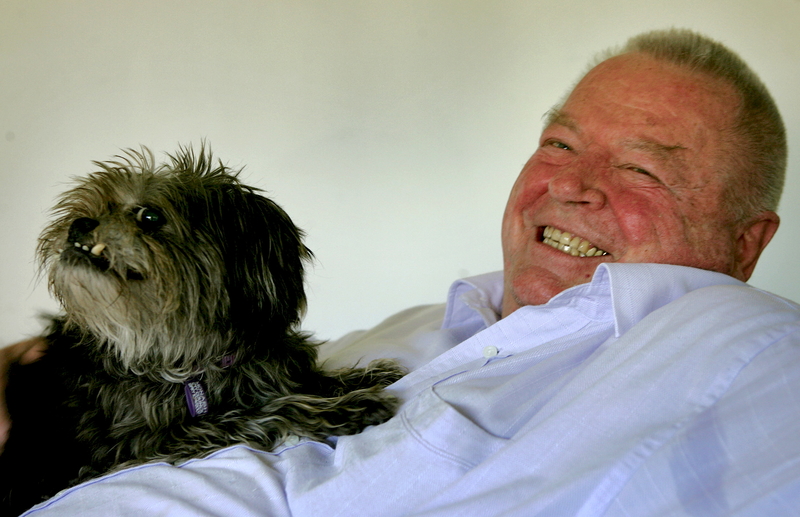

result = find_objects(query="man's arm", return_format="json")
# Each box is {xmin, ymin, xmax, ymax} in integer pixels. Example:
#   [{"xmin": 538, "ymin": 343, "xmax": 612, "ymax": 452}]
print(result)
[{"xmin": 0, "ymin": 337, "xmax": 48, "ymax": 451}]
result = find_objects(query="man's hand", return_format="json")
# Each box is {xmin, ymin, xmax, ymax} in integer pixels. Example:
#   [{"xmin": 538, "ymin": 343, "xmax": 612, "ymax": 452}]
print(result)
[{"xmin": 0, "ymin": 337, "xmax": 48, "ymax": 452}]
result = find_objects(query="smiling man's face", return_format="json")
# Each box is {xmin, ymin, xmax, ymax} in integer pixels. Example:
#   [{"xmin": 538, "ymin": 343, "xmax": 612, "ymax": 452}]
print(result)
[{"xmin": 501, "ymin": 52, "xmax": 755, "ymax": 317}]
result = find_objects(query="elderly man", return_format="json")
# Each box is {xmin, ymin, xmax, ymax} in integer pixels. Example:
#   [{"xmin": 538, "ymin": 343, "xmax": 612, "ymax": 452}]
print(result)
[{"xmin": 5, "ymin": 28, "xmax": 800, "ymax": 516}]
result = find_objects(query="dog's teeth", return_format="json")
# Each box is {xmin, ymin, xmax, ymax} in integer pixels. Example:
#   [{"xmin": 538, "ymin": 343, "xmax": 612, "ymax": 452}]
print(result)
[
  {"xmin": 81, "ymin": 245, "xmax": 90, "ymax": 251},
  {"xmin": 74, "ymin": 242, "xmax": 81, "ymax": 248},
  {"xmin": 90, "ymin": 243, "xmax": 106, "ymax": 256}
]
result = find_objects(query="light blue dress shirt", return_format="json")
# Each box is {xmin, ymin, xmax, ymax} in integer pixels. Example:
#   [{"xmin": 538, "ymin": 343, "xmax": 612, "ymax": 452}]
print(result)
[{"xmin": 23, "ymin": 264, "xmax": 800, "ymax": 516}]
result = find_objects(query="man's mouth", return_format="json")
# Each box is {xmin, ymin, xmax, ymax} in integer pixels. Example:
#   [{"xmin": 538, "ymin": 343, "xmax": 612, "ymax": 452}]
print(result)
[{"xmin": 541, "ymin": 226, "xmax": 609, "ymax": 257}]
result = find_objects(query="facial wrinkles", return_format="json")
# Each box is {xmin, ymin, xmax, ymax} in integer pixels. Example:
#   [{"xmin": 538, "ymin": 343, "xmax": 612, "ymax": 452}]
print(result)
[
  {"xmin": 549, "ymin": 108, "xmax": 716, "ymax": 201},
  {"xmin": 547, "ymin": 107, "xmax": 688, "ymax": 166},
  {"xmin": 623, "ymin": 139, "xmax": 687, "ymax": 169},
  {"xmin": 535, "ymin": 144, "xmax": 702, "ymax": 264}
]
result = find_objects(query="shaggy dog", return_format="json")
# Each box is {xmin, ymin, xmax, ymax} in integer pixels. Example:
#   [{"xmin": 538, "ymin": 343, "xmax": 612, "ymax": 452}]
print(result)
[{"xmin": 0, "ymin": 146, "xmax": 404, "ymax": 515}]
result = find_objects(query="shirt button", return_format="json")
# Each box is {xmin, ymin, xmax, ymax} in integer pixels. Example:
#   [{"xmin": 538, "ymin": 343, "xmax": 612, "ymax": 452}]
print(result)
[{"xmin": 482, "ymin": 345, "xmax": 499, "ymax": 358}]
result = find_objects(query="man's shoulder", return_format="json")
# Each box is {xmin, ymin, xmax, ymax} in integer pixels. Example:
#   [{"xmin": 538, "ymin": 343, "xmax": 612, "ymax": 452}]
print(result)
[
  {"xmin": 318, "ymin": 303, "xmax": 447, "ymax": 369},
  {"xmin": 623, "ymin": 279, "xmax": 800, "ymax": 352},
  {"xmin": 599, "ymin": 263, "xmax": 800, "ymax": 333},
  {"xmin": 672, "ymin": 282, "xmax": 800, "ymax": 323}
]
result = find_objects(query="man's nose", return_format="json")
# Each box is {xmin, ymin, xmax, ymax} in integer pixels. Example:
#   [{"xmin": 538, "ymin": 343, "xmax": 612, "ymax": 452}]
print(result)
[{"xmin": 547, "ymin": 163, "xmax": 607, "ymax": 209}]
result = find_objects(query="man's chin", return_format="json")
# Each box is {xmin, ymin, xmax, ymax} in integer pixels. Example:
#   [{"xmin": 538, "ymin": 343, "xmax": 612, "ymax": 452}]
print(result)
[{"xmin": 501, "ymin": 273, "xmax": 582, "ymax": 318}]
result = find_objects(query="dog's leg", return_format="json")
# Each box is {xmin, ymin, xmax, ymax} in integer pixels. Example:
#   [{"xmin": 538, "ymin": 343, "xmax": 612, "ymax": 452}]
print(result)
[
  {"xmin": 245, "ymin": 387, "xmax": 402, "ymax": 441},
  {"xmin": 260, "ymin": 359, "xmax": 407, "ymax": 438},
  {"xmin": 321, "ymin": 359, "xmax": 406, "ymax": 396}
]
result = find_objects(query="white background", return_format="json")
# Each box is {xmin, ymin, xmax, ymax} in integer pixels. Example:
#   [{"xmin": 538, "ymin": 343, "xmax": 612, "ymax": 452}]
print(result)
[{"xmin": 1, "ymin": 0, "xmax": 798, "ymax": 343}]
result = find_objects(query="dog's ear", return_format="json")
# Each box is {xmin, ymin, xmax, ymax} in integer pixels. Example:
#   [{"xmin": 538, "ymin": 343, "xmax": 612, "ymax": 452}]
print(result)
[{"xmin": 198, "ymin": 185, "xmax": 312, "ymax": 334}]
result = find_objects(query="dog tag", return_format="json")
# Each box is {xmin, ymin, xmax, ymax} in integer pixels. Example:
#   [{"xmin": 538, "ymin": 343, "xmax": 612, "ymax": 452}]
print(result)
[{"xmin": 184, "ymin": 380, "xmax": 209, "ymax": 417}]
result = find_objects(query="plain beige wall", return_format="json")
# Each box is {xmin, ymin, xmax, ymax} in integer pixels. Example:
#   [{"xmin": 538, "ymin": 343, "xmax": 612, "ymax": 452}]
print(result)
[{"xmin": 1, "ymin": 0, "xmax": 799, "ymax": 342}]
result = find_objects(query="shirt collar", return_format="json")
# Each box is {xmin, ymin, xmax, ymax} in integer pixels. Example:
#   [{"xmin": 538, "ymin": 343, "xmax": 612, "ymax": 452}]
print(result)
[
  {"xmin": 442, "ymin": 264, "xmax": 745, "ymax": 337},
  {"xmin": 598, "ymin": 263, "xmax": 744, "ymax": 336},
  {"xmin": 443, "ymin": 271, "xmax": 504, "ymax": 330}
]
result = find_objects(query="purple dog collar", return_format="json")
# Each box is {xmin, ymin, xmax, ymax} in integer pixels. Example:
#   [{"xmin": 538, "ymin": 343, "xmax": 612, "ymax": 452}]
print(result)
[
  {"xmin": 184, "ymin": 380, "xmax": 209, "ymax": 418},
  {"xmin": 183, "ymin": 354, "xmax": 236, "ymax": 418}
]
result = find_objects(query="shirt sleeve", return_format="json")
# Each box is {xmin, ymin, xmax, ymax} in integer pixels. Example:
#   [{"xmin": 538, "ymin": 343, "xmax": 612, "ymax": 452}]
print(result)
[{"xmin": 22, "ymin": 446, "xmax": 293, "ymax": 516}]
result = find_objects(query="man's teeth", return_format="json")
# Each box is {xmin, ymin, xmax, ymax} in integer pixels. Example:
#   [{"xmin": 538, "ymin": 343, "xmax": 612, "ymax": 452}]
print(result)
[{"xmin": 542, "ymin": 226, "xmax": 608, "ymax": 257}]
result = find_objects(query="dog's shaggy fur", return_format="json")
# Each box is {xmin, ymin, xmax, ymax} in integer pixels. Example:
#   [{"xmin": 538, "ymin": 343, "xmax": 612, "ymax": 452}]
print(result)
[{"xmin": 0, "ymin": 146, "xmax": 404, "ymax": 515}]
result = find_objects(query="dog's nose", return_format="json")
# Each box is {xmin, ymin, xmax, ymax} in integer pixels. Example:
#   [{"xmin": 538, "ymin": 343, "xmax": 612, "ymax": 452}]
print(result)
[{"xmin": 68, "ymin": 217, "xmax": 99, "ymax": 242}]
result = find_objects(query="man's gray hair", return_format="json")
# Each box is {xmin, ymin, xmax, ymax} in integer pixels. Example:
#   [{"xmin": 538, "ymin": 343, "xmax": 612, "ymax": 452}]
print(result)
[{"xmin": 598, "ymin": 28, "xmax": 787, "ymax": 222}]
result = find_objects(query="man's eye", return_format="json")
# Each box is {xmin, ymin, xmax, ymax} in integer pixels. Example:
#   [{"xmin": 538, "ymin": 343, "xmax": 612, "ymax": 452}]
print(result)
[
  {"xmin": 621, "ymin": 165, "xmax": 663, "ymax": 184},
  {"xmin": 548, "ymin": 140, "xmax": 571, "ymax": 150}
]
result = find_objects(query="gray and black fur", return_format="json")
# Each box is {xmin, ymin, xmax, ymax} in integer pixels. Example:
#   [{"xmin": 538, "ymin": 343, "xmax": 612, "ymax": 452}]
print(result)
[{"xmin": 0, "ymin": 146, "xmax": 404, "ymax": 516}]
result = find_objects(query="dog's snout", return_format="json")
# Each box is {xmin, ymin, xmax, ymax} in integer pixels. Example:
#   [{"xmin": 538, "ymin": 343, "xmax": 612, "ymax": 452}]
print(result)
[{"xmin": 68, "ymin": 217, "xmax": 99, "ymax": 241}]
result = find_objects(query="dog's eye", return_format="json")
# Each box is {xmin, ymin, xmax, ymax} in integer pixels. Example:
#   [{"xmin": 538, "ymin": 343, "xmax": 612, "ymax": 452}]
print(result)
[{"xmin": 135, "ymin": 207, "xmax": 166, "ymax": 232}]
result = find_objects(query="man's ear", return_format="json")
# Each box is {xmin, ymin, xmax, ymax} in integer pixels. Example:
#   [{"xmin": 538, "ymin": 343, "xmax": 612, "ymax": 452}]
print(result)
[{"xmin": 734, "ymin": 211, "xmax": 780, "ymax": 281}]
